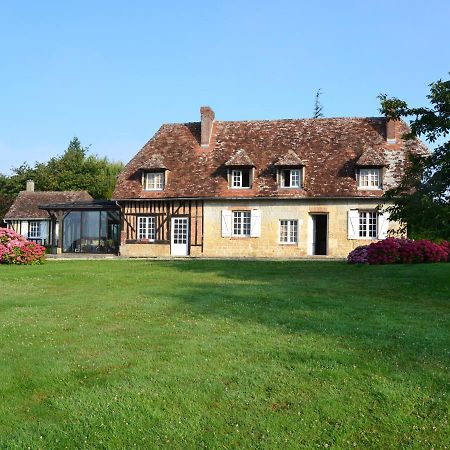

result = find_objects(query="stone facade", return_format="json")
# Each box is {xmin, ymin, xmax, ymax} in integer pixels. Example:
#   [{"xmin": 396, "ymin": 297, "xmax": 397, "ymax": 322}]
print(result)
[
  {"xmin": 118, "ymin": 198, "xmax": 400, "ymax": 258},
  {"xmin": 202, "ymin": 199, "xmax": 399, "ymax": 258}
]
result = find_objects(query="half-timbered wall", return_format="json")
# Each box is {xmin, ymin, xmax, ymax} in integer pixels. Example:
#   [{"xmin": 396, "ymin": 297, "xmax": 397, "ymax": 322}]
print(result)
[{"xmin": 120, "ymin": 200, "xmax": 204, "ymax": 250}]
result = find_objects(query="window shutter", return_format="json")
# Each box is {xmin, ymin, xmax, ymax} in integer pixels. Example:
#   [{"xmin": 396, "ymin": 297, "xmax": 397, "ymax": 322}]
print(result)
[
  {"xmin": 221, "ymin": 210, "xmax": 232, "ymax": 237},
  {"xmin": 250, "ymin": 209, "xmax": 261, "ymax": 237},
  {"xmin": 378, "ymin": 212, "xmax": 389, "ymax": 239},
  {"xmin": 22, "ymin": 220, "xmax": 29, "ymax": 238},
  {"xmin": 347, "ymin": 210, "xmax": 359, "ymax": 239},
  {"xmin": 41, "ymin": 221, "xmax": 48, "ymax": 240}
]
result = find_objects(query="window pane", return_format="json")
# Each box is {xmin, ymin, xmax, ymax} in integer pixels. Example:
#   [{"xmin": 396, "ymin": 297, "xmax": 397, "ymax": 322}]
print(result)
[
  {"xmin": 242, "ymin": 170, "xmax": 250, "ymax": 188},
  {"xmin": 282, "ymin": 170, "xmax": 291, "ymax": 187},
  {"xmin": 291, "ymin": 170, "xmax": 300, "ymax": 188},
  {"xmin": 146, "ymin": 172, "xmax": 164, "ymax": 190},
  {"xmin": 359, "ymin": 212, "xmax": 367, "ymax": 237},
  {"xmin": 232, "ymin": 170, "xmax": 242, "ymax": 187},
  {"xmin": 233, "ymin": 211, "xmax": 250, "ymax": 236}
]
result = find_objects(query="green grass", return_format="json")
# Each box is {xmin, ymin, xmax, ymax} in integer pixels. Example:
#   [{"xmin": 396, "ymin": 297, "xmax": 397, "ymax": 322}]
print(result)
[{"xmin": 0, "ymin": 260, "xmax": 449, "ymax": 449}]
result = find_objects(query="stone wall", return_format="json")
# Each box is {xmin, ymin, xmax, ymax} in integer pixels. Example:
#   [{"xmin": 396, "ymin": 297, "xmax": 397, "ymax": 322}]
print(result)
[{"xmin": 202, "ymin": 199, "xmax": 400, "ymax": 258}]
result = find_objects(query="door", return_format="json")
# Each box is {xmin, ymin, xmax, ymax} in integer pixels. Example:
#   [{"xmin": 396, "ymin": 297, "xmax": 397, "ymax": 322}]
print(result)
[
  {"xmin": 171, "ymin": 217, "xmax": 189, "ymax": 256},
  {"xmin": 312, "ymin": 214, "xmax": 328, "ymax": 255}
]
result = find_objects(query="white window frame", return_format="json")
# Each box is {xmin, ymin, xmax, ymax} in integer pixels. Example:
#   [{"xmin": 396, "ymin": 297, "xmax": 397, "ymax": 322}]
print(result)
[
  {"xmin": 28, "ymin": 221, "xmax": 41, "ymax": 238},
  {"xmin": 138, "ymin": 216, "xmax": 156, "ymax": 240},
  {"xmin": 230, "ymin": 169, "xmax": 251, "ymax": 189},
  {"xmin": 357, "ymin": 168, "xmax": 381, "ymax": 189},
  {"xmin": 358, "ymin": 211, "xmax": 378, "ymax": 239},
  {"xmin": 232, "ymin": 211, "xmax": 251, "ymax": 237},
  {"xmin": 144, "ymin": 172, "xmax": 164, "ymax": 191},
  {"xmin": 279, "ymin": 219, "xmax": 298, "ymax": 244},
  {"xmin": 280, "ymin": 168, "xmax": 302, "ymax": 188}
]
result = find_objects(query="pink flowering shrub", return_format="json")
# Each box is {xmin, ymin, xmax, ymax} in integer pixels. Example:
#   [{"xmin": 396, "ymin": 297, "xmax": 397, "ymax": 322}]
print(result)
[
  {"xmin": 0, "ymin": 228, "xmax": 45, "ymax": 265},
  {"xmin": 348, "ymin": 238, "xmax": 448, "ymax": 265}
]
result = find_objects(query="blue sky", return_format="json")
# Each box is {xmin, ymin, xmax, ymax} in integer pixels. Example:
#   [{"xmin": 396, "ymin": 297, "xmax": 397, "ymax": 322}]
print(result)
[{"xmin": 0, "ymin": 0, "xmax": 449, "ymax": 174}]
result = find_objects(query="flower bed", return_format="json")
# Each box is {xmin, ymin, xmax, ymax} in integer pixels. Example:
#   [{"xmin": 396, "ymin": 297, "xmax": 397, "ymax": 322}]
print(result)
[
  {"xmin": 348, "ymin": 238, "xmax": 449, "ymax": 265},
  {"xmin": 0, "ymin": 228, "xmax": 46, "ymax": 265}
]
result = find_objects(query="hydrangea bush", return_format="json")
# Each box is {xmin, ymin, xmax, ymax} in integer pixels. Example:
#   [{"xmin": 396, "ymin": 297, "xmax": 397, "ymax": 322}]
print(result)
[
  {"xmin": 0, "ymin": 228, "xmax": 46, "ymax": 265},
  {"xmin": 348, "ymin": 238, "xmax": 448, "ymax": 265}
]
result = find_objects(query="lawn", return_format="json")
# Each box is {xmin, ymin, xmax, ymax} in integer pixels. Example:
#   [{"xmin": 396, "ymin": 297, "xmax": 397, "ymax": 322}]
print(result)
[{"xmin": 0, "ymin": 260, "xmax": 449, "ymax": 449}]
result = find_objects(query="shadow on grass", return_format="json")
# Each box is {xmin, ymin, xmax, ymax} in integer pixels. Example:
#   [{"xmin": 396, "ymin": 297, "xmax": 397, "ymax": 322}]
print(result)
[{"xmin": 139, "ymin": 260, "xmax": 450, "ymax": 374}]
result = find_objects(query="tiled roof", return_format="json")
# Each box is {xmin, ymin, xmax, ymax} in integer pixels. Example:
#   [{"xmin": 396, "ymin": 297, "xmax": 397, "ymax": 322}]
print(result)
[
  {"xmin": 138, "ymin": 154, "xmax": 167, "ymax": 170},
  {"xmin": 224, "ymin": 148, "xmax": 254, "ymax": 166},
  {"xmin": 274, "ymin": 149, "xmax": 306, "ymax": 166},
  {"xmin": 356, "ymin": 147, "xmax": 386, "ymax": 166},
  {"xmin": 113, "ymin": 116, "xmax": 427, "ymax": 200},
  {"xmin": 4, "ymin": 191, "xmax": 93, "ymax": 220}
]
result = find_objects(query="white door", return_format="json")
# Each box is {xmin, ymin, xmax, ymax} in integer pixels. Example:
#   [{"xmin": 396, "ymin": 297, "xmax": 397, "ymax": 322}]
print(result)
[{"xmin": 171, "ymin": 217, "xmax": 189, "ymax": 256}]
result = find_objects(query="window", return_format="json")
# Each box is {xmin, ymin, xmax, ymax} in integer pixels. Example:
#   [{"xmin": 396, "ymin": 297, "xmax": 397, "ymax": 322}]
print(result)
[
  {"xmin": 232, "ymin": 211, "xmax": 251, "ymax": 236},
  {"xmin": 144, "ymin": 172, "xmax": 164, "ymax": 191},
  {"xmin": 231, "ymin": 169, "xmax": 251, "ymax": 188},
  {"xmin": 359, "ymin": 212, "xmax": 378, "ymax": 238},
  {"xmin": 358, "ymin": 168, "xmax": 381, "ymax": 189},
  {"xmin": 280, "ymin": 169, "xmax": 301, "ymax": 188},
  {"xmin": 138, "ymin": 216, "xmax": 156, "ymax": 240},
  {"xmin": 28, "ymin": 221, "xmax": 41, "ymax": 238},
  {"xmin": 279, "ymin": 220, "xmax": 298, "ymax": 243}
]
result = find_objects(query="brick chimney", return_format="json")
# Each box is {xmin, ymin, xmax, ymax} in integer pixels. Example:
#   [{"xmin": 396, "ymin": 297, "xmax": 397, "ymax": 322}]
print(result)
[
  {"xmin": 26, "ymin": 179, "xmax": 35, "ymax": 192},
  {"xmin": 386, "ymin": 119, "xmax": 398, "ymax": 144},
  {"xmin": 200, "ymin": 106, "xmax": 215, "ymax": 147}
]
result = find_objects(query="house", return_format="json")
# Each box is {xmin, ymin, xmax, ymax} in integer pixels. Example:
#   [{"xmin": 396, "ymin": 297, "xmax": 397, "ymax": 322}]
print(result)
[
  {"xmin": 113, "ymin": 107, "xmax": 426, "ymax": 258},
  {"xmin": 3, "ymin": 181, "xmax": 93, "ymax": 246}
]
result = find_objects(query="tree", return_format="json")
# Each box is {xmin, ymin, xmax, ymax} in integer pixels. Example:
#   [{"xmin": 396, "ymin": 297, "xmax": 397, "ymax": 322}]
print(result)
[
  {"xmin": 0, "ymin": 138, "xmax": 124, "ymax": 222},
  {"xmin": 313, "ymin": 89, "xmax": 324, "ymax": 118},
  {"xmin": 378, "ymin": 75, "xmax": 450, "ymax": 240}
]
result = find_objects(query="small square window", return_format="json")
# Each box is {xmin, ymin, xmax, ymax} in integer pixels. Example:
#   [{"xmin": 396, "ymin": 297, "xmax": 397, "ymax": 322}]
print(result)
[
  {"xmin": 230, "ymin": 169, "xmax": 251, "ymax": 188},
  {"xmin": 144, "ymin": 172, "xmax": 164, "ymax": 191},
  {"xmin": 358, "ymin": 212, "xmax": 378, "ymax": 238},
  {"xmin": 28, "ymin": 221, "xmax": 41, "ymax": 238},
  {"xmin": 279, "ymin": 220, "xmax": 298, "ymax": 243},
  {"xmin": 138, "ymin": 216, "xmax": 156, "ymax": 240},
  {"xmin": 280, "ymin": 169, "xmax": 302, "ymax": 188},
  {"xmin": 232, "ymin": 211, "xmax": 251, "ymax": 236},
  {"xmin": 358, "ymin": 168, "xmax": 381, "ymax": 189}
]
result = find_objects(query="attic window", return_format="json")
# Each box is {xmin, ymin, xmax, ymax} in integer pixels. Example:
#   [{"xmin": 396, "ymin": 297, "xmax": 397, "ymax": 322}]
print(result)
[
  {"xmin": 144, "ymin": 172, "xmax": 165, "ymax": 191},
  {"xmin": 230, "ymin": 169, "xmax": 252, "ymax": 189},
  {"xmin": 357, "ymin": 168, "xmax": 381, "ymax": 189},
  {"xmin": 280, "ymin": 168, "xmax": 302, "ymax": 188}
]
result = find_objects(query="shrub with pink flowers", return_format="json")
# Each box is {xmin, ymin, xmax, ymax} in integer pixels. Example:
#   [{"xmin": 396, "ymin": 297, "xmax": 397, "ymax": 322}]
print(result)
[
  {"xmin": 348, "ymin": 237, "xmax": 448, "ymax": 265},
  {"xmin": 0, "ymin": 228, "xmax": 46, "ymax": 265}
]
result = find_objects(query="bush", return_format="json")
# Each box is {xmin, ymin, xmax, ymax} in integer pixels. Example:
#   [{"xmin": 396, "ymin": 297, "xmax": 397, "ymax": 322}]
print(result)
[
  {"xmin": 348, "ymin": 238, "xmax": 448, "ymax": 265},
  {"xmin": 347, "ymin": 245, "xmax": 370, "ymax": 264},
  {"xmin": 0, "ymin": 228, "xmax": 46, "ymax": 265}
]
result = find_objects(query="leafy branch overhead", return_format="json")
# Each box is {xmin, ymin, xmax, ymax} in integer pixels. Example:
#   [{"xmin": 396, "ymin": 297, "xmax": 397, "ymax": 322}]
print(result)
[{"xmin": 378, "ymin": 75, "xmax": 450, "ymax": 240}]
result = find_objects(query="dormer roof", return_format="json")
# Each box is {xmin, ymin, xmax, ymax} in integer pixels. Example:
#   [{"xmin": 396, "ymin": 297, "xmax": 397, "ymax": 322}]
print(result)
[
  {"xmin": 274, "ymin": 149, "xmax": 306, "ymax": 166},
  {"xmin": 224, "ymin": 148, "xmax": 254, "ymax": 167},
  {"xmin": 138, "ymin": 154, "xmax": 167, "ymax": 170},
  {"xmin": 356, "ymin": 147, "xmax": 386, "ymax": 166}
]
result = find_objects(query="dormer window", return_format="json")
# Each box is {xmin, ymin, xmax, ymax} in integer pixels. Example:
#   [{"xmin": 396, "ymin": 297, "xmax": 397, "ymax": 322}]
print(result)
[
  {"xmin": 231, "ymin": 169, "xmax": 252, "ymax": 189},
  {"xmin": 144, "ymin": 171, "xmax": 165, "ymax": 191},
  {"xmin": 280, "ymin": 168, "xmax": 302, "ymax": 188},
  {"xmin": 357, "ymin": 168, "xmax": 382, "ymax": 189}
]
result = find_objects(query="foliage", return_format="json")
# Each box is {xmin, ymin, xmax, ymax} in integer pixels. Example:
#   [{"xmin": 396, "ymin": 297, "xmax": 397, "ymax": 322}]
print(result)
[
  {"xmin": 0, "ymin": 228, "xmax": 45, "ymax": 264},
  {"xmin": 348, "ymin": 238, "xmax": 448, "ymax": 264},
  {"xmin": 0, "ymin": 137, "xmax": 123, "ymax": 203},
  {"xmin": 378, "ymin": 75, "xmax": 450, "ymax": 240},
  {"xmin": 313, "ymin": 88, "xmax": 324, "ymax": 118},
  {"xmin": 0, "ymin": 260, "xmax": 449, "ymax": 448}
]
